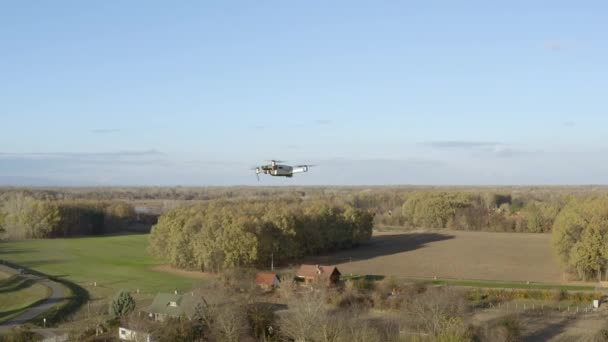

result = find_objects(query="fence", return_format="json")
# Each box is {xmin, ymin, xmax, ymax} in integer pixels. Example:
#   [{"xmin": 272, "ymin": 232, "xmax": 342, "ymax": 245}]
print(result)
[{"xmin": 473, "ymin": 301, "xmax": 601, "ymax": 319}]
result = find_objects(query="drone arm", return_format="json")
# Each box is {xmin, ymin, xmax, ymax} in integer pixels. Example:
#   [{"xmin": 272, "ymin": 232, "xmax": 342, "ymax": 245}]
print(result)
[{"xmin": 291, "ymin": 166, "xmax": 309, "ymax": 174}]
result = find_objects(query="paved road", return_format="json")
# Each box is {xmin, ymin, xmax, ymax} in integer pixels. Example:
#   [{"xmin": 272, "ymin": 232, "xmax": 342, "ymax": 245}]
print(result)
[{"xmin": 0, "ymin": 264, "xmax": 65, "ymax": 329}]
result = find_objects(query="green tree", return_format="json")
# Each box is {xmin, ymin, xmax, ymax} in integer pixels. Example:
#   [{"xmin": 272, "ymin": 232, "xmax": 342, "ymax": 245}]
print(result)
[
  {"xmin": 552, "ymin": 196, "xmax": 608, "ymax": 280},
  {"xmin": 109, "ymin": 290, "xmax": 135, "ymax": 319},
  {"xmin": 1, "ymin": 193, "xmax": 60, "ymax": 239}
]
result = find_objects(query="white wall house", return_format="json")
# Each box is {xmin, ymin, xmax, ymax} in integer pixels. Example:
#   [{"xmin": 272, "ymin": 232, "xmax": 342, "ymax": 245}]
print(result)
[{"xmin": 118, "ymin": 327, "xmax": 154, "ymax": 342}]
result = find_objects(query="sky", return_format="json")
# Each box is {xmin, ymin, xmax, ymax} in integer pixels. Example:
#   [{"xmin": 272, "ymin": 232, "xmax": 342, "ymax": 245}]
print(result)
[{"xmin": 1, "ymin": 1, "xmax": 607, "ymax": 186}]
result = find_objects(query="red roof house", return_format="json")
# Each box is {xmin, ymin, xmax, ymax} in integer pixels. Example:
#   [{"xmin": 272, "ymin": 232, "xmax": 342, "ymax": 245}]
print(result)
[
  {"xmin": 295, "ymin": 265, "xmax": 341, "ymax": 286},
  {"xmin": 255, "ymin": 272, "xmax": 280, "ymax": 290}
]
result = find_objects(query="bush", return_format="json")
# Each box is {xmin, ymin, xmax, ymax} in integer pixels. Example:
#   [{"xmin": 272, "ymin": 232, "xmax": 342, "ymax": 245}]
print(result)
[
  {"xmin": 345, "ymin": 277, "xmax": 376, "ymax": 293},
  {"xmin": 336, "ymin": 292, "xmax": 373, "ymax": 310},
  {"xmin": 475, "ymin": 315, "xmax": 521, "ymax": 342},
  {"xmin": 2, "ymin": 327, "xmax": 38, "ymax": 342},
  {"xmin": 553, "ymin": 289, "xmax": 568, "ymax": 302}
]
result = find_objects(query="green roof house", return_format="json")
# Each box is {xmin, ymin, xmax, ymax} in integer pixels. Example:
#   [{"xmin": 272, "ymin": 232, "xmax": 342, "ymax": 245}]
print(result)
[{"xmin": 144, "ymin": 292, "xmax": 205, "ymax": 322}]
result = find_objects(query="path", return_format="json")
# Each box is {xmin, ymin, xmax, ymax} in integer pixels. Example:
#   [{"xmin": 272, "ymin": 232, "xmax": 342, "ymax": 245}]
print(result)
[{"xmin": 0, "ymin": 263, "xmax": 65, "ymax": 329}]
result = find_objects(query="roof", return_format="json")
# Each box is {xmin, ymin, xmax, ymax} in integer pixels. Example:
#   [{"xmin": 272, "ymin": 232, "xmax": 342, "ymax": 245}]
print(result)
[
  {"xmin": 296, "ymin": 265, "xmax": 341, "ymax": 280},
  {"xmin": 144, "ymin": 293, "xmax": 205, "ymax": 318},
  {"xmin": 256, "ymin": 273, "xmax": 279, "ymax": 286}
]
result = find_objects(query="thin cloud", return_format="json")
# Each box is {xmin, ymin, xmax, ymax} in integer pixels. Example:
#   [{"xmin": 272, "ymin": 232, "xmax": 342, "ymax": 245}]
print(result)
[
  {"xmin": 322, "ymin": 157, "xmax": 445, "ymax": 167},
  {"xmin": 491, "ymin": 147, "xmax": 534, "ymax": 158},
  {"xmin": 544, "ymin": 41, "xmax": 568, "ymax": 51},
  {"xmin": 315, "ymin": 119, "xmax": 332, "ymax": 125},
  {"xmin": 425, "ymin": 141, "xmax": 534, "ymax": 158},
  {"xmin": 0, "ymin": 149, "xmax": 172, "ymax": 186},
  {"xmin": 425, "ymin": 141, "xmax": 501, "ymax": 149},
  {"xmin": 91, "ymin": 128, "xmax": 121, "ymax": 134},
  {"xmin": 0, "ymin": 149, "xmax": 164, "ymax": 160},
  {"xmin": 564, "ymin": 121, "xmax": 576, "ymax": 127}
]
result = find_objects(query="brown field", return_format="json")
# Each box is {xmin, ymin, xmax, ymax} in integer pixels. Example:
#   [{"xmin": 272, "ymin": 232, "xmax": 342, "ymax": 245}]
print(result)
[{"xmin": 309, "ymin": 230, "xmax": 565, "ymax": 283}]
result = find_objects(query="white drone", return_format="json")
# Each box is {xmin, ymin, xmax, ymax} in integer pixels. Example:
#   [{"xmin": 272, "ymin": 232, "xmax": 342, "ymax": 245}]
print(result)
[{"xmin": 253, "ymin": 160, "xmax": 314, "ymax": 181}]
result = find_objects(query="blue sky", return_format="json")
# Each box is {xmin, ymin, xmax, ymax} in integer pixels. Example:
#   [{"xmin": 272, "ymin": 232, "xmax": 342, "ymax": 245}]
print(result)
[{"xmin": 1, "ymin": 1, "xmax": 607, "ymax": 185}]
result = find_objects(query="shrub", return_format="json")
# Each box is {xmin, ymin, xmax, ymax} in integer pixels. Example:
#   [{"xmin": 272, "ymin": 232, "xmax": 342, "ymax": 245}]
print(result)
[{"xmin": 553, "ymin": 289, "xmax": 568, "ymax": 302}]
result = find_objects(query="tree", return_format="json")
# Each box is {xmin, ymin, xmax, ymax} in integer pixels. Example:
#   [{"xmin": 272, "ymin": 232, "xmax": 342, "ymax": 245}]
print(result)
[
  {"xmin": 552, "ymin": 196, "xmax": 608, "ymax": 280},
  {"xmin": 279, "ymin": 287, "xmax": 329, "ymax": 341},
  {"xmin": 109, "ymin": 290, "xmax": 135, "ymax": 319},
  {"xmin": 570, "ymin": 221, "xmax": 605, "ymax": 281},
  {"xmin": 0, "ymin": 193, "xmax": 60, "ymax": 239},
  {"xmin": 207, "ymin": 302, "xmax": 249, "ymax": 342},
  {"xmin": 401, "ymin": 287, "xmax": 469, "ymax": 339}
]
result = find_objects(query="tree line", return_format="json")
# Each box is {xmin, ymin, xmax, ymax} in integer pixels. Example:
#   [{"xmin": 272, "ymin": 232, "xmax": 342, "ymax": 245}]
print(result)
[
  {"xmin": 148, "ymin": 199, "xmax": 374, "ymax": 271},
  {"xmin": 3, "ymin": 186, "xmax": 604, "ymax": 236},
  {"xmin": 357, "ymin": 190, "xmax": 564, "ymax": 234},
  {"xmin": 0, "ymin": 193, "xmax": 137, "ymax": 239}
]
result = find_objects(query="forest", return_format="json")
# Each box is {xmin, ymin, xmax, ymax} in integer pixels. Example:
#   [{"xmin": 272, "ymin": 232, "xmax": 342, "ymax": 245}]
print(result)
[{"xmin": 148, "ymin": 199, "xmax": 374, "ymax": 271}]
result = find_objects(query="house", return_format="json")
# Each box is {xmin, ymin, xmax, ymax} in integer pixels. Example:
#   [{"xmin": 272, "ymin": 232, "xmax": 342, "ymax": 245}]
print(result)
[
  {"xmin": 295, "ymin": 264, "xmax": 341, "ymax": 286},
  {"xmin": 41, "ymin": 334, "xmax": 69, "ymax": 342},
  {"xmin": 118, "ymin": 327, "xmax": 154, "ymax": 342},
  {"xmin": 255, "ymin": 272, "xmax": 280, "ymax": 290},
  {"xmin": 143, "ymin": 292, "xmax": 205, "ymax": 322}
]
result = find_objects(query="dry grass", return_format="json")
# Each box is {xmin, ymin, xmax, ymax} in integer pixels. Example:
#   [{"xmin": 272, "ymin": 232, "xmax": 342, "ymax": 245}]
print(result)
[{"xmin": 308, "ymin": 230, "xmax": 565, "ymax": 283}]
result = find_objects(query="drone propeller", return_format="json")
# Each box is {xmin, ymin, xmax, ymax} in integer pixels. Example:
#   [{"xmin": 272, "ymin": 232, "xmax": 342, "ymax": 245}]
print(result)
[
  {"xmin": 266, "ymin": 159, "xmax": 286, "ymax": 163},
  {"xmin": 295, "ymin": 164, "xmax": 317, "ymax": 168}
]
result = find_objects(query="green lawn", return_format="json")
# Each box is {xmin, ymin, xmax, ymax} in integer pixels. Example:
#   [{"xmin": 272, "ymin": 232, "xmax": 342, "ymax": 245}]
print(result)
[
  {"xmin": 0, "ymin": 272, "xmax": 50, "ymax": 324},
  {"xmin": 0, "ymin": 234, "xmax": 205, "ymax": 298}
]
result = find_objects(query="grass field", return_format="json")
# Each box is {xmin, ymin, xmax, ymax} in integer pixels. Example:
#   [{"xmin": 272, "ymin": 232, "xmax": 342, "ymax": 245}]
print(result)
[
  {"xmin": 309, "ymin": 229, "xmax": 577, "ymax": 287},
  {"xmin": 0, "ymin": 234, "xmax": 206, "ymax": 299},
  {"xmin": 0, "ymin": 271, "xmax": 50, "ymax": 323}
]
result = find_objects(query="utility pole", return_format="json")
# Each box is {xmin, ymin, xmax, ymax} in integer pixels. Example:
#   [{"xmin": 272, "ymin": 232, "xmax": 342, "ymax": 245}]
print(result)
[{"xmin": 271, "ymin": 253, "xmax": 274, "ymax": 272}]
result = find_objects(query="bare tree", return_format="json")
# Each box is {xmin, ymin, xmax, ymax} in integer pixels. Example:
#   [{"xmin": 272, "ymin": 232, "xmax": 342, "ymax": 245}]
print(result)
[
  {"xmin": 207, "ymin": 302, "xmax": 249, "ymax": 342},
  {"xmin": 401, "ymin": 286, "xmax": 470, "ymax": 339},
  {"xmin": 279, "ymin": 288, "xmax": 329, "ymax": 341}
]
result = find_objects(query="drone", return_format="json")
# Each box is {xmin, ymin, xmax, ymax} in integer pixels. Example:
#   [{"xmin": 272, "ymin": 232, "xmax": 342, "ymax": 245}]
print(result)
[{"xmin": 253, "ymin": 160, "xmax": 314, "ymax": 181}]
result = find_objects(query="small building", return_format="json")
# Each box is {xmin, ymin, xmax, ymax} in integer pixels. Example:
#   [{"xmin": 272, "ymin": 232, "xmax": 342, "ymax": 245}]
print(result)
[
  {"xmin": 256, "ymin": 272, "xmax": 280, "ymax": 290},
  {"xmin": 295, "ymin": 264, "xmax": 341, "ymax": 286},
  {"xmin": 118, "ymin": 327, "xmax": 154, "ymax": 342},
  {"xmin": 143, "ymin": 292, "xmax": 205, "ymax": 322}
]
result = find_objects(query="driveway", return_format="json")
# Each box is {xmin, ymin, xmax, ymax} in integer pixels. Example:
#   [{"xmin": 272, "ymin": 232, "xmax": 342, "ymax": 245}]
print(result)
[{"xmin": 0, "ymin": 263, "xmax": 65, "ymax": 329}]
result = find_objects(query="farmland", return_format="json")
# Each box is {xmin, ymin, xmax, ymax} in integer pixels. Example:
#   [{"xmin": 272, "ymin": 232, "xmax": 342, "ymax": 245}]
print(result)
[{"xmin": 310, "ymin": 229, "xmax": 569, "ymax": 285}]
